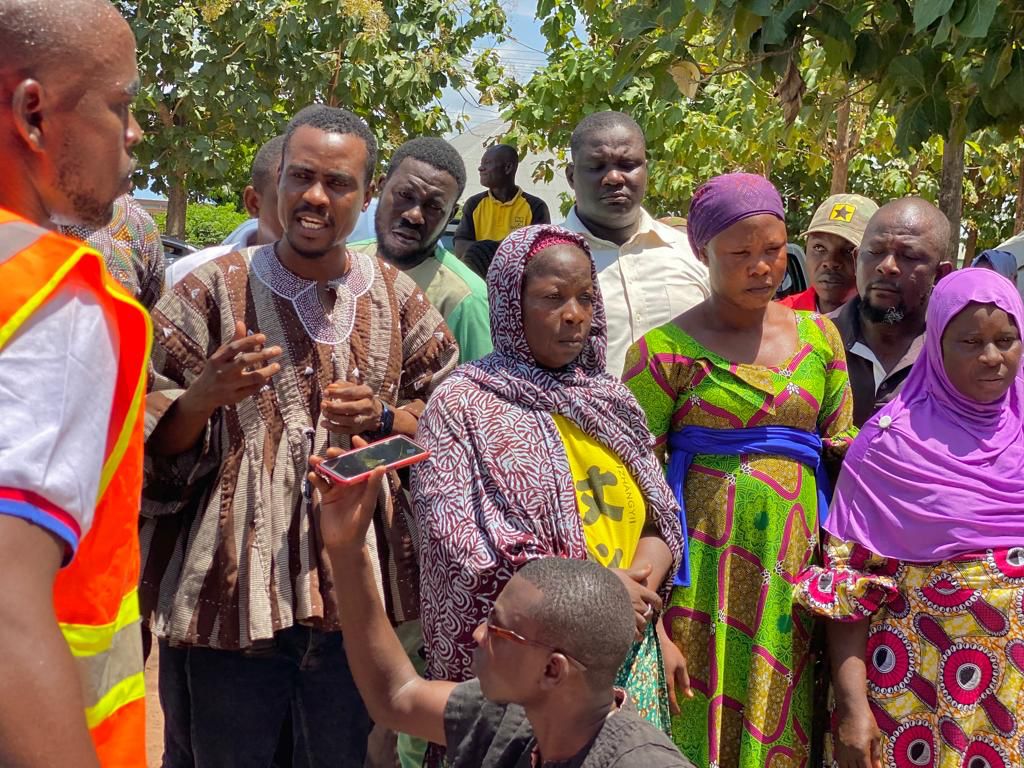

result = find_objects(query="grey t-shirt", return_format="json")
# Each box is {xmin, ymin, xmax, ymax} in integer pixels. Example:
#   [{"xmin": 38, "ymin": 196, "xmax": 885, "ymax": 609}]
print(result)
[{"xmin": 443, "ymin": 680, "xmax": 694, "ymax": 768}]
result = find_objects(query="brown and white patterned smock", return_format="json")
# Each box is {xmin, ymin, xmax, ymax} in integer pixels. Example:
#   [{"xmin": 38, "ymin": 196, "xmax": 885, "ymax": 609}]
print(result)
[{"xmin": 141, "ymin": 244, "xmax": 458, "ymax": 650}]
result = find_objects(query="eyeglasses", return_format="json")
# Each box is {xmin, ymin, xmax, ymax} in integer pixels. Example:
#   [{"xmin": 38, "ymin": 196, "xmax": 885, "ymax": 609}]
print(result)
[{"xmin": 483, "ymin": 610, "xmax": 588, "ymax": 670}]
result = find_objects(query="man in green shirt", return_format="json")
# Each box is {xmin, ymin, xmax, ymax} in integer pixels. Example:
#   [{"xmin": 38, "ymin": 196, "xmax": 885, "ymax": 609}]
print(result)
[{"xmin": 351, "ymin": 137, "xmax": 492, "ymax": 363}]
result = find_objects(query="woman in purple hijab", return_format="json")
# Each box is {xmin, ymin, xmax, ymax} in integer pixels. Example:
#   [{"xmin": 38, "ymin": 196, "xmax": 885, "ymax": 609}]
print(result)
[
  {"xmin": 797, "ymin": 268, "xmax": 1024, "ymax": 767},
  {"xmin": 623, "ymin": 173, "xmax": 858, "ymax": 767}
]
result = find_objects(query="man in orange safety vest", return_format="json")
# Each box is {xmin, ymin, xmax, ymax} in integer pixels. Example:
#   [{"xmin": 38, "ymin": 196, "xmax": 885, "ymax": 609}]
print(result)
[{"xmin": 0, "ymin": 0, "xmax": 149, "ymax": 764}]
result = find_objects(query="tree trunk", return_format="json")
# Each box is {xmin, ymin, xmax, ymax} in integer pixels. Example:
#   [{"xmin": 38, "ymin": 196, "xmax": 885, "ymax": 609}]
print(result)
[
  {"xmin": 165, "ymin": 170, "xmax": 187, "ymax": 239},
  {"xmin": 938, "ymin": 106, "xmax": 967, "ymax": 266},
  {"xmin": 1014, "ymin": 143, "xmax": 1024, "ymax": 235},
  {"xmin": 963, "ymin": 224, "xmax": 978, "ymax": 268},
  {"xmin": 830, "ymin": 97, "xmax": 851, "ymax": 195}
]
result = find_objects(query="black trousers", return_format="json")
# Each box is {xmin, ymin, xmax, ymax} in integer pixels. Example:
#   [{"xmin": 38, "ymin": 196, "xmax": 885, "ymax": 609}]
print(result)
[{"xmin": 159, "ymin": 626, "xmax": 371, "ymax": 768}]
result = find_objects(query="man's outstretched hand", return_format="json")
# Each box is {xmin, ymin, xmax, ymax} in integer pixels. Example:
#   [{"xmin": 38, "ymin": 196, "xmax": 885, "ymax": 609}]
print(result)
[
  {"xmin": 311, "ymin": 438, "xmax": 455, "ymax": 748},
  {"xmin": 309, "ymin": 436, "xmax": 385, "ymax": 553}
]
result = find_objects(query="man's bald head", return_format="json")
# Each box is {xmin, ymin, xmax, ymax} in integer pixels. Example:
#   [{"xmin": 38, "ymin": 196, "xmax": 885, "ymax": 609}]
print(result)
[
  {"xmin": 856, "ymin": 196, "xmax": 953, "ymax": 327},
  {"xmin": 0, "ymin": 0, "xmax": 132, "ymax": 82},
  {"xmin": 0, "ymin": 0, "xmax": 141, "ymax": 228},
  {"xmin": 569, "ymin": 111, "xmax": 645, "ymax": 160},
  {"xmin": 484, "ymin": 144, "xmax": 518, "ymax": 168},
  {"xmin": 478, "ymin": 143, "xmax": 518, "ymax": 190},
  {"xmin": 863, "ymin": 197, "xmax": 951, "ymax": 263}
]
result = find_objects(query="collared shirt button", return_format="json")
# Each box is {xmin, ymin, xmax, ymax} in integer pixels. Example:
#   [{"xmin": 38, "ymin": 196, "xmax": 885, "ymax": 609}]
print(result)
[{"xmin": 879, "ymin": 415, "xmax": 892, "ymax": 429}]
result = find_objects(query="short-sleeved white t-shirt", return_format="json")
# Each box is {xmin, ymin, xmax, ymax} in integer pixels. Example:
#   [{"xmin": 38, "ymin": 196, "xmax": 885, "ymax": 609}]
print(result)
[{"xmin": 0, "ymin": 282, "xmax": 117, "ymax": 556}]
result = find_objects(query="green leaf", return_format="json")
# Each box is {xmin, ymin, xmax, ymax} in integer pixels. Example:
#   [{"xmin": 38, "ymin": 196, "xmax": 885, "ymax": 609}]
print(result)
[
  {"xmin": 932, "ymin": 13, "xmax": 953, "ymax": 46},
  {"xmin": 822, "ymin": 36, "xmax": 854, "ymax": 68},
  {"xmin": 742, "ymin": 0, "xmax": 774, "ymax": 15},
  {"xmin": 806, "ymin": 3, "xmax": 853, "ymax": 49},
  {"xmin": 886, "ymin": 55, "xmax": 928, "ymax": 95},
  {"xmin": 761, "ymin": 0, "xmax": 810, "ymax": 45},
  {"xmin": 912, "ymin": 0, "xmax": 955, "ymax": 34},
  {"xmin": 852, "ymin": 32, "xmax": 884, "ymax": 79},
  {"xmin": 656, "ymin": 1, "xmax": 687, "ymax": 31},
  {"xmin": 991, "ymin": 43, "xmax": 1014, "ymax": 87},
  {"xmin": 732, "ymin": 6, "xmax": 763, "ymax": 45},
  {"xmin": 957, "ymin": 0, "xmax": 998, "ymax": 37},
  {"xmin": 620, "ymin": 6, "xmax": 657, "ymax": 38}
]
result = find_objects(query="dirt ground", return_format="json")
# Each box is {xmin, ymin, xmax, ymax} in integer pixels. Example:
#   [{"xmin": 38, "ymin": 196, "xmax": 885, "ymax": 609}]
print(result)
[{"xmin": 145, "ymin": 645, "xmax": 164, "ymax": 767}]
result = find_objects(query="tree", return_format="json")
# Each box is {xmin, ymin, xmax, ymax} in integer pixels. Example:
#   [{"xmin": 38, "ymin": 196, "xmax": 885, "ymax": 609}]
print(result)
[
  {"xmin": 501, "ymin": 0, "xmax": 1024, "ymax": 258},
  {"xmin": 119, "ymin": 0, "xmax": 507, "ymax": 237},
  {"xmin": 498, "ymin": 16, "xmax": 894, "ymax": 233}
]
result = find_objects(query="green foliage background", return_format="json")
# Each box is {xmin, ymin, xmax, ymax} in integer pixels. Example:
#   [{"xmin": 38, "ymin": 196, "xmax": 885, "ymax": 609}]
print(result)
[
  {"xmin": 496, "ymin": 0, "xmax": 1024, "ymax": 254},
  {"xmin": 119, "ymin": 0, "xmax": 508, "ymax": 233},
  {"xmin": 152, "ymin": 203, "xmax": 249, "ymax": 246},
  {"xmin": 123, "ymin": 0, "xmax": 1024, "ymax": 255}
]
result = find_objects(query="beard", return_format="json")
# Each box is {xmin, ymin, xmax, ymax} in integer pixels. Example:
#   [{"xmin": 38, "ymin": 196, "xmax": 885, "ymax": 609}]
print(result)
[
  {"xmin": 54, "ymin": 177, "xmax": 116, "ymax": 229},
  {"xmin": 283, "ymin": 229, "xmax": 333, "ymax": 259},
  {"xmin": 54, "ymin": 139, "xmax": 120, "ymax": 228},
  {"xmin": 376, "ymin": 234, "xmax": 434, "ymax": 265},
  {"xmin": 861, "ymin": 297, "xmax": 908, "ymax": 325},
  {"xmin": 374, "ymin": 208, "xmax": 438, "ymax": 266}
]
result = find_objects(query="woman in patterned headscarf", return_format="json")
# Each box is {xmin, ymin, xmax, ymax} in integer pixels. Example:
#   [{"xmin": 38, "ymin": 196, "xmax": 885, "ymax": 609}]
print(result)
[
  {"xmin": 622, "ymin": 173, "xmax": 858, "ymax": 767},
  {"xmin": 414, "ymin": 224, "xmax": 686, "ymax": 739}
]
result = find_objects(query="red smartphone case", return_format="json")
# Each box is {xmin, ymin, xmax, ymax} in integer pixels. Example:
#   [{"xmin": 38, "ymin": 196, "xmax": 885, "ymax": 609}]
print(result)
[{"xmin": 314, "ymin": 436, "xmax": 430, "ymax": 486}]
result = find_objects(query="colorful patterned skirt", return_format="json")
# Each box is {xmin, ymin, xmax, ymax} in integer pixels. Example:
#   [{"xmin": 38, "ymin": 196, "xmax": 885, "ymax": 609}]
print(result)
[
  {"xmin": 664, "ymin": 489, "xmax": 817, "ymax": 768},
  {"xmin": 799, "ymin": 542, "xmax": 1024, "ymax": 768}
]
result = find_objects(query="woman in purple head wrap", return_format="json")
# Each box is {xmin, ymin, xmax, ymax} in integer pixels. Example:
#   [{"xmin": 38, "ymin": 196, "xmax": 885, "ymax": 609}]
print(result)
[
  {"xmin": 796, "ymin": 267, "xmax": 1024, "ymax": 768},
  {"xmin": 623, "ymin": 173, "xmax": 858, "ymax": 767}
]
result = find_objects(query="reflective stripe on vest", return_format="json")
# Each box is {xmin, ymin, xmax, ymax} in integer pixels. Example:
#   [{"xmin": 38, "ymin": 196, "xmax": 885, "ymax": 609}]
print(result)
[
  {"xmin": 0, "ymin": 211, "xmax": 150, "ymax": 765},
  {"xmin": 61, "ymin": 588, "xmax": 146, "ymax": 729}
]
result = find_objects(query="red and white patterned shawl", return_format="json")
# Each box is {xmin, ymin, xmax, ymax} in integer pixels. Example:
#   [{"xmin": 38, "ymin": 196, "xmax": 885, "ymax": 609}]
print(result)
[{"xmin": 413, "ymin": 224, "xmax": 683, "ymax": 683}]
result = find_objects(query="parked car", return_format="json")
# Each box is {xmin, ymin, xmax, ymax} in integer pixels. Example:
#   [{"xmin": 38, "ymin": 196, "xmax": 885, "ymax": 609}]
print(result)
[
  {"xmin": 161, "ymin": 235, "xmax": 196, "ymax": 266},
  {"xmin": 439, "ymin": 217, "xmax": 461, "ymax": 254},
  {"xmin": 777, "ymin": 244, "xmax": 808, "ymax": 299}
]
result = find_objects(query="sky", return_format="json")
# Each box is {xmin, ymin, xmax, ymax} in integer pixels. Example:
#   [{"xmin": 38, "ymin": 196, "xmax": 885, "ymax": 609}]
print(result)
[{"xmin": 440, "ymin": 0, "xmax": 551, "ymax": 130}]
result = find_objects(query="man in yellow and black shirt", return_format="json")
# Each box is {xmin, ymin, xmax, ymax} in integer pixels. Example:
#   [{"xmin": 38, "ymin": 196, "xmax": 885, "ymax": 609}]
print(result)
[{"xmin": 453, "ymin": 145, "xmax": 550, "ymax": 261}]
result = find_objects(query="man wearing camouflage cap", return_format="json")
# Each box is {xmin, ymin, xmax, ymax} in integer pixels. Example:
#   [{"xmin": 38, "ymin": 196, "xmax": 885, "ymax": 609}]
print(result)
[{"xmin": 780, "ymin": 193, "xmax": 878, "ymax": 314}]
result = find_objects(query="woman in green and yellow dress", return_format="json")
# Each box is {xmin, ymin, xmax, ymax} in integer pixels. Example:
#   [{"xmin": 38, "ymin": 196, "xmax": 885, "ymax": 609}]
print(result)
[{"xmin": 624, "ymin": 174, "xmax": 857, "ymax": 767}]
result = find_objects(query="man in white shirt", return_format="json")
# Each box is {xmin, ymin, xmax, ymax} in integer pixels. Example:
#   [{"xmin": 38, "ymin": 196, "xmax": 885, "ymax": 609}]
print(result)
[
  {"xmin": 562, "ymin": 111, "xmax": 709, "ymax": 376},
  {"xmin": 165, "ymin": 134, "xmax": 285, "ymax": 286}
]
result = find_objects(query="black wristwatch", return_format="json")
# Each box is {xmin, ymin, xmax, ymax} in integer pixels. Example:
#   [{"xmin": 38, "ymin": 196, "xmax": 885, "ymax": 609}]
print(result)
[{"xmin": 365, "ymin": 401, "xmax": 394, "ymax": 441}]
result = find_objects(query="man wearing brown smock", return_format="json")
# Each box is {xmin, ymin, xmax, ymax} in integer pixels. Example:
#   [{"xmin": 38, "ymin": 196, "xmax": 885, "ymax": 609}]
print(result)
[{"xmin": 142, "ymin": 105, "xmax": 458, "ymax": 766}]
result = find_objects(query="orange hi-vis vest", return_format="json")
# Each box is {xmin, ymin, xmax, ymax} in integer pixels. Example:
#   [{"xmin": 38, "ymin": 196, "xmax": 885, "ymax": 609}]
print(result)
[{"xmin": 0, "ymin": 208, "xmax": 150, "ymax": 765}]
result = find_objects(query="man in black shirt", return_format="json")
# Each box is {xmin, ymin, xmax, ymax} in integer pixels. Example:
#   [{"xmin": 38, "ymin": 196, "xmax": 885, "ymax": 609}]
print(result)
[{"xmin": 310, "ymin": 454, "xmax": 692, "ymax": 768}]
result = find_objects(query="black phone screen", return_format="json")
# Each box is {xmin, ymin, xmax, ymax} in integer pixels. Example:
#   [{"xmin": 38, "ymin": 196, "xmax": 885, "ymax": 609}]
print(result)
[{"xmin": 320, "ymin": 437, "xmax": 426, "ymax": 480}]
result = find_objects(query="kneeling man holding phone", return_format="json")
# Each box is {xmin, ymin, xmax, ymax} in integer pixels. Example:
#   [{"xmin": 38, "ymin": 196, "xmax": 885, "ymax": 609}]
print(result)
[{"xmin": 310, "ymin": 441, "xmax": 693, "ymax": 768}]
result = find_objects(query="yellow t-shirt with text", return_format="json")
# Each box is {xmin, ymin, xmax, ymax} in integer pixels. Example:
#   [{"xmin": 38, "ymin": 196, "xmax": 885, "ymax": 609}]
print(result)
[{"xmin": 552, "ymin": 415, "xmax": 647, "ymax": 568}]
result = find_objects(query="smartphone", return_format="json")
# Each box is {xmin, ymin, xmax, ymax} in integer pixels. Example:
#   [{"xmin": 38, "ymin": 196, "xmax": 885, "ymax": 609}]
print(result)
[{"xmin": 315, "ymin": 435, "xmax": 430, "ymax": 486}]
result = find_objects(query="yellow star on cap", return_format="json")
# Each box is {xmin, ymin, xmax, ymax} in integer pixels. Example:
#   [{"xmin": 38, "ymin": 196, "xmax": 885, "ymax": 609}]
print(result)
[{"xmin": 830, "ymin": 203, "xmax": 855, "ymax": 222}]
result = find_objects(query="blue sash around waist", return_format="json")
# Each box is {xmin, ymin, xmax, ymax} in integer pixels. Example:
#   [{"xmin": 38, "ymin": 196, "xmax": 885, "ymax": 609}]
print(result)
[{"xmin": 667, "ymin": 425, "xmax": 832, "ymax": 587}]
